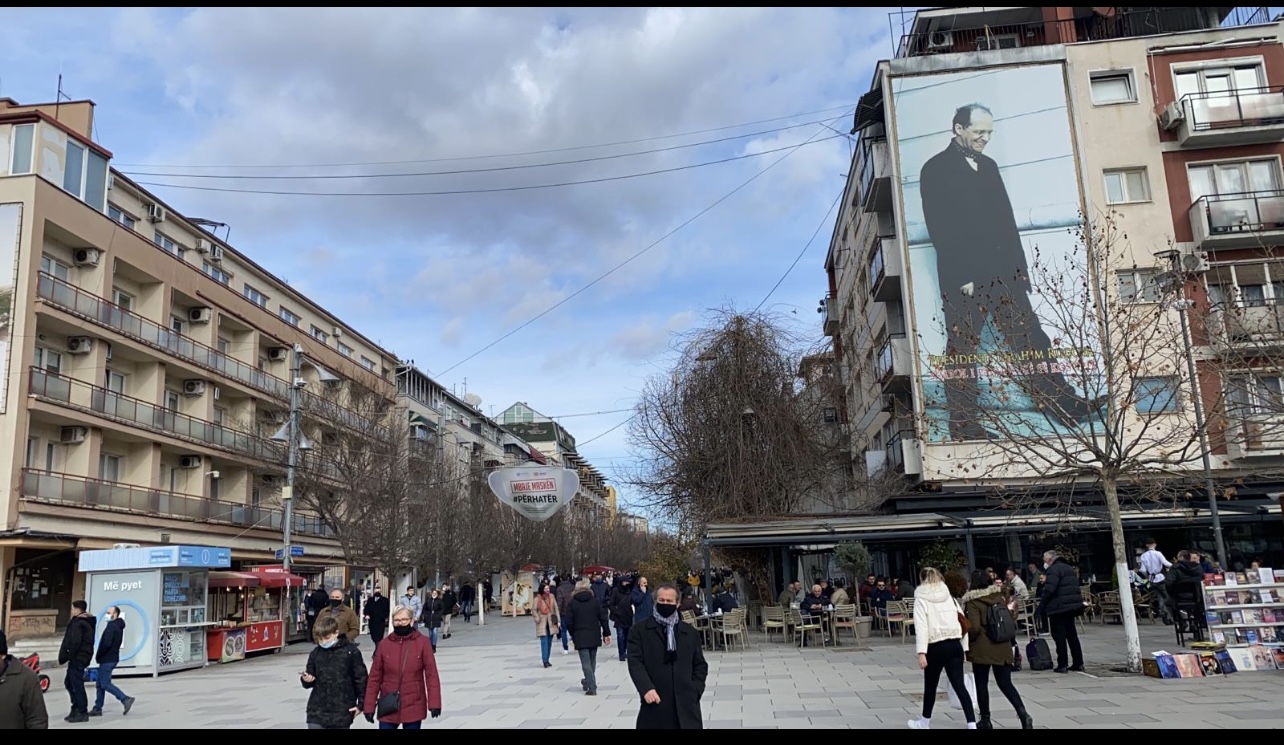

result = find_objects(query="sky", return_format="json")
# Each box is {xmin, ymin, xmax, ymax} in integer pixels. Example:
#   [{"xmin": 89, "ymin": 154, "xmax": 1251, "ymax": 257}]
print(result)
[{"xmin": 0, "ymin": 7, "xmax": 905, "ymax": 516}]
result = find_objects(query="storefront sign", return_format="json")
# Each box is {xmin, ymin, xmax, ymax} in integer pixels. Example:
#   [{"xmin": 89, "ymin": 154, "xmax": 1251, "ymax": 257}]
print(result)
[{"xmin": 487, "ymin": 466, "xmax": 579, "ymax": 522}]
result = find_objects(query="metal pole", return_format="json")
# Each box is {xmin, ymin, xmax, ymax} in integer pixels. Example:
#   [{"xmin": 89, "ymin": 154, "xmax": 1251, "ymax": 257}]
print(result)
[
  {"xmin": 435, "ymin": 410, "xmax": 445, "ymax": 590},
  {"xmin": 1176, "ymin": 295, "xmax": 1228, "ymax": 569},
  {"xmin": 964, "ymin": 520, "xmax": 976, "ymax": 573},
  {"xmin": 283, "ymin": 343, "xmax": 303, "ymax": 574}
]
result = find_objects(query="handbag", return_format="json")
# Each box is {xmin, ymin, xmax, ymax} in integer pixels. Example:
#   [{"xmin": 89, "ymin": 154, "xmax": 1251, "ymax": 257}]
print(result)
[
  {"xmin": 956, "ymin": 600, "xmax": 971, "ymax": 636},
  {"xmin": 375, "ymin": 642, "xmax": 411, "ymax": 719}
]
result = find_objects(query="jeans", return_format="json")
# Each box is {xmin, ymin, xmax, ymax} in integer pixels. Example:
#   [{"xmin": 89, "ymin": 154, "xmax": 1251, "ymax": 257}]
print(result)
[
  {"xmin": 921, "ymin": 639, "xmax": 974, "ymax": 723},
  {"xmin": 615, "ymin": 626, "xmax": 630, "ymax": 659},
  {"xmin": 972, "ymin": 663, "xmax": 1025, "ymax": 718},
  {"xmin": 1152, "ymin": 583, "xmax": 1172, "ymax": 622},
  {"xmin": 559, "ymin": 620, "xmax": 570, "ymax": 650},
  {"xmin": 379, "ymin": 721, "xmax": 422, "ymax": 729},
  {"xmin": 578, "ymin": 647, "xmax": 599, "ymax": 693},
  {"xmin": 539, "ymin": 634, "xmax": 553, "ymax": 664},
  {"xmin": 93, "ymin": 662, "xmax": 128, "ymax": 711},
  {"xmin": 1049, "ymin": 613, "xmax": 1084, "ymax": 669},
  {"xmin": 461, "ymin": 601, "xmax": 474, "ymax": 623},
  {"xmin": 428, "ymin": 627, "xmax": 440, "ymax": 648},
  {"xmin": 65, "ymin": 662, "xmax": 88, "ymax": 714}
]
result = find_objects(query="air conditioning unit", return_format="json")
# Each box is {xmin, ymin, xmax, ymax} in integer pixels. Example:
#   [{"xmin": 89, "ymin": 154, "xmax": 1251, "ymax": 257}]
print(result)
[
  {"xmin": 147, "ymin": 204, "xmax": 166, "ymax": 223},
  {"xmin": 926, "ymin": 30, "xmax": 953, "ymax": 50},
  {"xmin": 72, "ymin": 248, "xmax": 101, "ymax": 267},
  {"xmin": 182, "ymin": 380, "xmax": 207, "ymax": 396},
  {"xmin": 188, "ymin": 307, "xmax": 213, "ymax": 324},
  {"xmin": 179, "ymin": 455, "xmax": 202, "ymax": 469},
  {"xmin": 1181, "ymin": 252, "xmax": 1210, "ymax": 273},
  {"xmin": 332, "ymin": 326, "xmax": 343, "ymax": 338},
  {"xmin": 67, "ymin": 336, "xmax": 93, "ymax": 355},
  {"xmin": 60, "ymin": 426, "xmax": 88, "ymax": 444},
  {"xmin": 193, "ymin": 238, "xmax": 211, "ymax": 253},
  {"xmin": 208, "ymin": 245, "xmax": 224, "ymax": 262},
  {"xmin": 268, "ymin": 347, "xmax": 290, "ymax": 362},
  {"xmin": 1160, "ymin": 102, "xmax": 1185, "ymax": 131}
]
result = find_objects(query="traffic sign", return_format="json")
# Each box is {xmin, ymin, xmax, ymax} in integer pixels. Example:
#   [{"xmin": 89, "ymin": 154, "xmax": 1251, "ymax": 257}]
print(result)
[{"xmin": 275, "ymin": 545, "xmax": 305, "ymax": 560}]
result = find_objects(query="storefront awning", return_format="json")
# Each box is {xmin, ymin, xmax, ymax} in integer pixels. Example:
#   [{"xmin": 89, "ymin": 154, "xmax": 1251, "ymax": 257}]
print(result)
[
  {"xmin": 209, "ymin": 571, "xmax": 262, "ymax": 589},
  {"xmin": 256, "ymin": 572, "xmax": 306, "ymax": 589}
]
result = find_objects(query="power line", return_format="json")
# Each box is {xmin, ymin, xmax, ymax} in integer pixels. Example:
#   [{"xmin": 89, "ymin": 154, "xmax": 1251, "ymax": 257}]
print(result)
[
  {"xmin": 434, "ymin": 112, "xmax": 853, "ymax": 378},
  {"xmin": 547, "ymin": 408, "xmax": 634, "ymax": 419},
  {"xmin": 119, "ymin": 118, "xmax": 837, "ymax": 181},
  {"xmin": 113, "ymin": 104, "xmax": 856, "ymax": 170},
  {"xmin": 133, "ymin": 135, "xmax": 844, "ymax": 198},
  {"xmin": 576, "ymin": 416, "xmax": 635, "ymax": 448},
  {"xmin": 754, "ymin": 190, "xmax": 843, "ymax": 312}
]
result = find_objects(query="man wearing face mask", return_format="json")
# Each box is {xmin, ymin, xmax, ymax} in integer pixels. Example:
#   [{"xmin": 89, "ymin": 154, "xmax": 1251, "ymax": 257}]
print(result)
[
  {"xmin": 627, "ymin": 583, "xmax": 708, "ymax": 729},
  {"xmin": 89, "ymin": 606, "xmax": 135, "ymax": 718},
  {"xmin": 321, "ymin": 588, "xmax": 362, "ymax": 646},
  {"xmin": 364, "ymin": 586, "xmax": 390, "ymax": 646}
]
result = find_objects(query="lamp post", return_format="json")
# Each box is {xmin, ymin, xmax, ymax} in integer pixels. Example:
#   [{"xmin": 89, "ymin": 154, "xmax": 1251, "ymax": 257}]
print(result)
[
  {"xmin": 1157, "ymin": 251, "xmax": 1228, "ymax": 569},
  {"xmin": 272, "ymin": 344, "xmax": 328, "ymax": 573}
]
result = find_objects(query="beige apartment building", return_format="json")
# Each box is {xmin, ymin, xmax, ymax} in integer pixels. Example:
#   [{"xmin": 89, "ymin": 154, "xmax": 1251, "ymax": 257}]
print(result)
[{"xmin": 0, "ymin": 97, "xmax": 401, "ymax": 640}]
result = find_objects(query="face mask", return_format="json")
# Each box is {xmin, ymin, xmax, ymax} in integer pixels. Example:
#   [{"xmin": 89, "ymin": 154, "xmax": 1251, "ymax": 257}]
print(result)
[
  {"xmin": 393, "ymin": 625, "xmax": 413, "ymax": 637},
  {"xmin": 373, "ymin": 592, "xmax": 381, "ymax": 597},
  {"xmin": 320, "ymin": 638, "xmax": 337, "ymax": 649},
  {"xmin": 656, "ymin": 604, "xmax": 678, "ymax": 618},
  {"xmin": 329, "ymin": 599, "xmax": 342, "ymax": 608}
]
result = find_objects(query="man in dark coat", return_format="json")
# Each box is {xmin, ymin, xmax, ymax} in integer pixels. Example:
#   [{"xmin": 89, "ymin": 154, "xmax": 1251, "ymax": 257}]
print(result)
[
  {"xmin": 458, "ymin": 582, "xmax": 476, "ymax": 623},
  {"xmin": 306, "ymin": 584, "xmax": 329, "ymax": 640},
  {"xmin": 919, "ymin": 103, "xmax": 1095, "ymax": 440},
  {"xmin": 556, "ymin": 578, "xmax": 577, "ymax": 655},
  {"xmin": 57, "ymin": 600, "xmax": 96, "ymax": 723},
  {"xmin": 1039, "ymin": 550, "xmax": 1084, "ymax": 673},
  {"xmin": 627, "ymin": 583, "xmax": 708, "ymax": 729},
  {"xmin": 610, "ymin": 577, "xmax": 637, "ymax": 662},
  {"xmin": 362, "ymin": 585, "xmax": 390, "ymax": 646},
  {"xmin": 1166, "ymin": 551, "xmax": 1206, "ymax": 634},
  {"xmin": 566, "ymin": 579, "xmax": 611, "ymax": 696},
  {"xmin": 90, "ymin": 606, "xmax": 135, "ymax": 717}
]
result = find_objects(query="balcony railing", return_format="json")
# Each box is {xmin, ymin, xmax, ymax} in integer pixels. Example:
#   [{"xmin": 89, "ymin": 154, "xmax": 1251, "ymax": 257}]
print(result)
[
  {"xmin": 1180, "ymin": 87, "xmax": 1284, "ymax": 133},
  {"xmin": 29, "ymin": 367, "xmax": 279, "ymax": 461},
  {"xmin": 885, "ymin": 429, "xmax": 915, "ymax": 471},
  {"xmin": 1188, "ymin": 190, "xmax": 1284, "ymax": 249},
  {"xmin": 1207, "ymin": 303, "xmax": 1284, "ymax": 349},
  {"xmin": 21, "ymin": 468, "xmax": 333, "ymax": 537}
]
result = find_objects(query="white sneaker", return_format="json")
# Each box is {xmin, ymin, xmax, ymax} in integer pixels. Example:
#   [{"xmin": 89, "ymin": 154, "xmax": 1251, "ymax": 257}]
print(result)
[
  {"xmin": 562, "ymin": 649, "xmax": 569, "ymax": 655},
  {"xmin": 907, "ymin": 719, "xmax": 930, "ymax": 729}
]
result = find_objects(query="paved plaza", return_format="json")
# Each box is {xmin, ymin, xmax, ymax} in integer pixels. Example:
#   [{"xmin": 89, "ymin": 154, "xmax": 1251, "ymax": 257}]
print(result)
[{"xmin": 43, "ymin": 612, "xmax": 1284, "ymax": 729}]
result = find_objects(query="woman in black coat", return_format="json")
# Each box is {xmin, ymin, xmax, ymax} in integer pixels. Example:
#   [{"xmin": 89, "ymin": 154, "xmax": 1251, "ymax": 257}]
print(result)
[
  {"xmin": 627, "ymin": 584, "xmax": 708, "ymax": 729},
  {"xmin": 419, "ymin": 590, "xmax": 446, "ymax": 652}
]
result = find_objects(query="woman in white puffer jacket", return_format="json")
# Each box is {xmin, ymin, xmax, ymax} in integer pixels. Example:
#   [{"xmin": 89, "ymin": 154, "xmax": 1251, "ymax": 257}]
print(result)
[{"xmin": 908, "ymin": 567, "xmax": 977, "ymax": 729}]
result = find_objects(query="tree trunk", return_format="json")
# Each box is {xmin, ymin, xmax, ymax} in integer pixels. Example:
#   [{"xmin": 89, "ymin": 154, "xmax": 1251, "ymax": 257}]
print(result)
[{"xmin": 1103, "ymin": 475, "xmax": 1142, "ymax": 673}]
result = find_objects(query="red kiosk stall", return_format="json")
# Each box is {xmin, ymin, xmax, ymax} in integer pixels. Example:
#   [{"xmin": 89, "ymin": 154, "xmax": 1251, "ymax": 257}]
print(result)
[{"xmin": 205, "ymin": 566, "xmax": 304, "ymax": 663}]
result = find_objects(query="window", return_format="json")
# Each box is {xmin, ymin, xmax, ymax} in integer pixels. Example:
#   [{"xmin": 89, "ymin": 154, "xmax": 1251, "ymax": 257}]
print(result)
[
  {"xmin": 243, "ymin": 284, "xmax": 268, "ymax": 308},
  {"xmin": 1090, "ymin": 71, "xmax": 1137, "ymax": 105},
  {"xmin": 338, "ymin": 342, "xmax": 354, "ymax": 357},
  {"xmin": 310, "ymin": 325, "xmax": 328, "ymax": 343},
  {"xmin": 165, "ymin": 390, "xmax": 181, "ymax": 412},
  {"xmin": 1104, "ymin": 168, "xmax": 1150, "ymax": 204},
  {"xmin": 40, "ymin": 255, "xmax": 70, "ymax": 280},
  {"xmin": 213, "ymin": 407, "xmax": 226, "ymax": 425},
  {"xmin": 98, "ymin": 453, "xmax": 122, "ymax": 482},
  {"xmin": 1134, "ymin": 376, "xmax": 1181, "ymax": 414},
  {"xmin": 154, "ymin": 232, "xmax": 185, "ymax": 260},
  {"xmin": 360, "ymin": 356, "xmax": 376, "ymax": 371},
  {"xmin": 105, "ymin": 370, "xmax": 126, "ymax": 394},
  {"xmin": 111, "ymin": 288, "xmax": 133, "ymax": 310},
  {"xmin": 63, "ymin": 142, "xmax": 85, "ymax": 197},
  {"xmin": 1226, "ymin": 374, "xmax": 1282, "ymax": 416},
  {"xmin": 26, "ymin": 437, "xmax": 39, "ymax": 469},
  {"xmin": 217, "ymin": 337, "xmax": 231, "ymax": 354},
  {"xmin": 1118, "ymin": 269, "xmax": 1164, "ymax": 303},
  {"xmin": 107, "ymin": 205, "xmax": 136, "ymax": 229},
  {"xmin": 34, "ymin": 346, "xmax": 62, "ymax": 374},
  {"xmin": 45, "ymin": 442, "xmax": 57, "ymax": 471},
  {"xmin": 1175, "ymin": 63, "xmax": 1264, "ymax": 100},
  {"xmin": 209, "ymin": 475, "xmax": 220, "ymax": 501},
  {"xmin": 1188, "ymin": 159, "xmax": 1280, "ymax": 201},
  {"xmin": 9, "ymin": 123, "xmax": 34, "ymax": 174},
  {"xmin": 171, "ymin": 317, "xmax": 185, "ymax": 336},
  {"xmin": 279, "ymin": 306, "xmax": 301, "ymax": 326},
  {"xmin": 203, "ymin": 261, "xmax": 232, "ymax": 285}
]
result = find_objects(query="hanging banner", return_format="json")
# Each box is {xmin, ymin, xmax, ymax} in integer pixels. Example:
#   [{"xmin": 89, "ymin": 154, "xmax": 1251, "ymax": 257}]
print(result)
[{"xmin": 488, "ymin": 466, "xmax": 578, "ymax": 522}]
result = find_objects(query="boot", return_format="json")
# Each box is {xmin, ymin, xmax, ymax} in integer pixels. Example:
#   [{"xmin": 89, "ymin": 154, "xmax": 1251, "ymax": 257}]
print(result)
[
  {"xmin": 976, "ymin": 717, "xmax": 993, "ymax": 730},
  {"xmin": 1018, "ymin": 711, "xmax": 1035, "ymax": 729}
]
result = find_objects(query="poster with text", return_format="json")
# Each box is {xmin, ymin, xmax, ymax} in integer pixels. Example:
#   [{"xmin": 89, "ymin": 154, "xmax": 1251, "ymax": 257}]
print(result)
[
  {"xmin": 890, "ymin": 64, "xmax": 1095, "ymax": 443},
  {"xmin": 0, "ymin": 203, "xmax": 21, "ymax": 414}
]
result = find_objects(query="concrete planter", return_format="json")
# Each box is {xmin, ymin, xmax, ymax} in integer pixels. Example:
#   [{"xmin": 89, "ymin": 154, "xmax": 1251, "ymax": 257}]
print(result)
[{"xmin": 855, "ymin": 616, "xmax": 874, "ymax": 639}]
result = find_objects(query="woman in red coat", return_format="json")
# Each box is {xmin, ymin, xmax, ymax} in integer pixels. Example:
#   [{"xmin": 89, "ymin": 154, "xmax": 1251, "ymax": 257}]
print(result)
[{"xmin": 363, "ymin": 606, "xmax": 442, "ymax": 729}]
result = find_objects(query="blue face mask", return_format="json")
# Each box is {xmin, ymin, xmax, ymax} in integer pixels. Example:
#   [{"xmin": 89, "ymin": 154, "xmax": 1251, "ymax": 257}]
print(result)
[{"xmin": 320, "ymin": 638, "xmax": 337, "ymax": 649}]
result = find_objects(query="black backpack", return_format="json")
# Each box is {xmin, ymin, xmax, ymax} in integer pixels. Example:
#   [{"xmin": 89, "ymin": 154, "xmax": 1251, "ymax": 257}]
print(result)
[{"xmin": 986, "ymin": 601, "xmax": 1017, "ymax": 644}]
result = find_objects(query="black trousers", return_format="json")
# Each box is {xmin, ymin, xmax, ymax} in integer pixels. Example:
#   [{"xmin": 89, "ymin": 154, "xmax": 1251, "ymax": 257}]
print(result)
[
  {"xmin": 1048, "ymin": 613, "xmax": 1084, "ymax": 669},
  {"xmin": 921, "ymin": 639, "xmax": 974, "ymax": 723},
  {"xmin": 368, "ymin": 618, "xmax": 387, "ymax": 645},
  {"xmin": 972, "ymin": 663, "xmax": 1025, "ymax": 718},
  {"xmin": 65, "ymin": 662, "xmax": 88, "ymax": 714}
]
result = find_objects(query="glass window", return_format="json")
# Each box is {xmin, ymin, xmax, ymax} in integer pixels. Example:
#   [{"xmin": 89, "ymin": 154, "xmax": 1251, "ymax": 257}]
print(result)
[
  {"xmin": 203, "ymin": 261, "xmax": 232, "ymax": 285},
  {"xmin": 1090, "ymin": 72, "xmax": 1135, "ymax": 105},
  {"xmin": 99, "ymin": 453, "xmax": 121, "ymax": 482},
  {"xmin": 279, "ymin": 306, "xmax": 301, "ymax": 326},
  {"xmin": 26, "ymin": 437, "xmax": 39, "ymax": 468},
  {"xmin": 338, "ymin": 342, "xmax": 353, "ymax": 357},
  {"xmin": 154, "ymin": 232, "xmax": 185, "ymax": 260},
  {"xmin": 1134, "ymin": 377, "xmax": 1180, "ymax": 414},
  {"xmin": 63, "ymin": 142, "xmax": 85, "ymax": 197},
  {"xmin": 111, "ymin": 288, "xmax": 133, "ymax": 310},
  {"xmin": 107, "ymin": 205, "xmax": 136, "ymax": 229},
  {"xmin": 360, "ymin": 356, "xmax": 376, "ymax": 371},
  {"xmin": 34, "ymin": 346, "xmax": 62, "ymax": 374},
  {"xmin": 85, "ymin": 151, "xmax": 108, "ymax": 211},
  {"xmin": 40, "ymin": 255, "xmax": 71, "ymax": 280},
  {"xmin": 310, "ymin": 325, "xmax": 328, "ymax": 343},
  {"xmin": 1104, "ymin": 168, "xmax": 1150, "ymax": 204},
  {"xmin": 1118, "ymin": 269, "xmax": 1164, "ymax": 303},
  {"xmin": 10, "ymin": 124, "xmax": 34, "ymax": 175},
  {"xmin": 244, "ymin": 284, "xmax": 268, "ymax": 308}
]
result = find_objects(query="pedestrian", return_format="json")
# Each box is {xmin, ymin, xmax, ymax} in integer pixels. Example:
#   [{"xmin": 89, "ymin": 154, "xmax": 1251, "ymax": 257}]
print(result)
[
  {"xmin": 363, "ymin": 606, "xmax": 441, "ymax": 730},
  {"xmin": 556, "ymin": 577, "xmax": 576, "ymax": 656},
  {"xmin": 626, "ymin": 583, "xmax": 708, "ymax": 729},
  {"xmin": 89, "ymin": 606, "xmax": 135, "ymax": 718},
  {"xmin": 319, "ymin": 588, "xmax": 361, "ymax": 645},
  {"xmin": 301, "ymin": 615, "xmax": 368, "ymax": 729},
  {"xmin": 401, "ymin": 586, "xmax": 423, "ymax": 629},
  {"xmin": 363, "ymin": 585, "xmax": 390, "ymax": 646},
  {"xmin": 567, "ymin": 578, "xmax": 611, "ymax": 696},
  {"xmin": 419, "ymin": 589, "xmax": 445, "ymax": 652},
  {"xmin": 57, "ymin": 599, "xmax": 96, "ymax": 724},
  {"xmin": 459, "ymin": 581, "xmax": 476, "ymax": 624},
  {"xmin": 611, "ymin": 576, "xmax": 637, "ymax": 662},
  {"xmin": 962, "ymin": 571, "xmax": 1033, "ymax": 730},
  {"xmin": 908, "ymin": 567, "xmax": 976, "ymax": 730},
  {"xmin": 1138, "ymin": 538, "xmax": 1173, "ymax": 623},
  {"xmin": 440, "ymin": 584, "xmax": 457, "ymax": 640},
  {"xmin": 305, "ymin": 582, "xmax": 327, "ymax": 641},
  {"xmin": 533, "ymin": 584, "xmax": 561, "ymax": 668},
  {"xmin": 633, "ymin": 576, "xmax": 655, "ymax": 622},
  {"xmin": 0, "ymin": 630, "xmax": 48, "ymax": 729},
  {"xmin": 1040, "ymin": 550, "xmax": 1085, "ymax": 673}
]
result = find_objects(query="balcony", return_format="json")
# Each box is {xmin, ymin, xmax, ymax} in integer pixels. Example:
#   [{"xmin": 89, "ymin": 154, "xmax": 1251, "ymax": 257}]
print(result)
[
  {"xmin": 885, "ymin": 430, "xmax": 923, "ymax": 476},
  {"xmin": 28, "ymin": 368, "xmax": 279, "ymax": 461},
  {"xmin": 20, "ymin": 469, "xmax": 333, "ymax": 537},
  {"xmin": 874, "ymin": 336, "xmax": 913, "ymax": 393},
  {"xmin": 1225, "ymin": 414, "xmax": 1284, "ymax": 460},
  {"xmin": 1188, "ymin": 191, "xmax": 1284, "ymax": 251},
  {"xmin": 821, "ymin": 294, "xmax": 838, "ymax": 336},
  {"xmin": 859, "ymin": 139, "xmax": 893, "ymax": 214},
  {"xmin": 868, "ymin": 238, "xmax": 903, "ymax": 303},
  {"xmin": 1169, "ymin": 88, "xmax": 1284, "ymax": 148},
  {"xmin": 1205, "ymin": 303, "xmax": 1284, "ymax": 352}
]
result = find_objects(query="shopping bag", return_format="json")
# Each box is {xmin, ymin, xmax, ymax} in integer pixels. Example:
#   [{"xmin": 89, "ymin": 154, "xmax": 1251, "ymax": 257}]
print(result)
[{"xmin": 946, "ymin": 672, "xmax": 978, "ymax": 711}]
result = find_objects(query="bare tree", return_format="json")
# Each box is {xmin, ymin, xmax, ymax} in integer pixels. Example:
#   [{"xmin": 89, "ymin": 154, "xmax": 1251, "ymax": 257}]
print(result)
[{"xmin": 922, "ymin": 209, "xmax": 1223, "ymax": 672}]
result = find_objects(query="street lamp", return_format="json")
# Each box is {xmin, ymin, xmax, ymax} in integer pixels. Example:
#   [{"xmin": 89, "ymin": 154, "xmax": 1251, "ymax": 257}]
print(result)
[
  {"xmin": 269, "ymin": 344, "xmax": 332, "ymax": 573},
  {"xmin": 1156, "ymin": 250, "xmax": 1228, "ymax": 569}
]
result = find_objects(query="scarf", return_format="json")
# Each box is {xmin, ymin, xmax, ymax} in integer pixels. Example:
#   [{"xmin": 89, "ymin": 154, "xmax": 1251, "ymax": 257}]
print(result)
[
  {"xmin": 950, "ymin": 139, "xmax": 978, "ymax": 161},
  {"xmin": 653, "ymin": 608, "xmax": 679, "ymax": 652},
  {"xmin": 536, "ymin": 594, "xmax": 554, "ymax": 616}
]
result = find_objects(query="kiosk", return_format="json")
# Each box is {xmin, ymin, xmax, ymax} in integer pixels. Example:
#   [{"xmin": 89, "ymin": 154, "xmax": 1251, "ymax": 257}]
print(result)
[
  {"xmin": 206, "ymin": 565, "xmax": 304, "ymax": 662},
  {"xmin": 80, "ymin": 545, "xmax": 231, "ymax": 678}
]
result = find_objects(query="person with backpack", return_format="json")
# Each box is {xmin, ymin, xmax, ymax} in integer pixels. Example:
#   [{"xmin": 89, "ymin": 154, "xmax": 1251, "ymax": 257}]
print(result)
[
  {"xmin": 301, "ymin": 615, "xmax": 368, "ymax": 729},
  {"xmin": 962, "ymin": 571, "xmax": 1033, "ymax": 730}
]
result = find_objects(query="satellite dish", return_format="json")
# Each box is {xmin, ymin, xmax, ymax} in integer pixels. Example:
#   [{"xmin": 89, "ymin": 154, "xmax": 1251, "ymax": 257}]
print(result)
[{"xmin": 463, "ymin": 393, "xmax": 482, "ymax": 408}]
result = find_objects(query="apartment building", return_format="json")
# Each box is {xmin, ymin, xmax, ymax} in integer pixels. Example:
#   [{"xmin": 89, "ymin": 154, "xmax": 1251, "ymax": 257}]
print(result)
[
  {"xmin": 605, "ymin": 485, "xmax": 649, "ymax": 533},
  {"xmin": 0, "ymin": 97, "xmax": 401, "ymax": 638}
]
